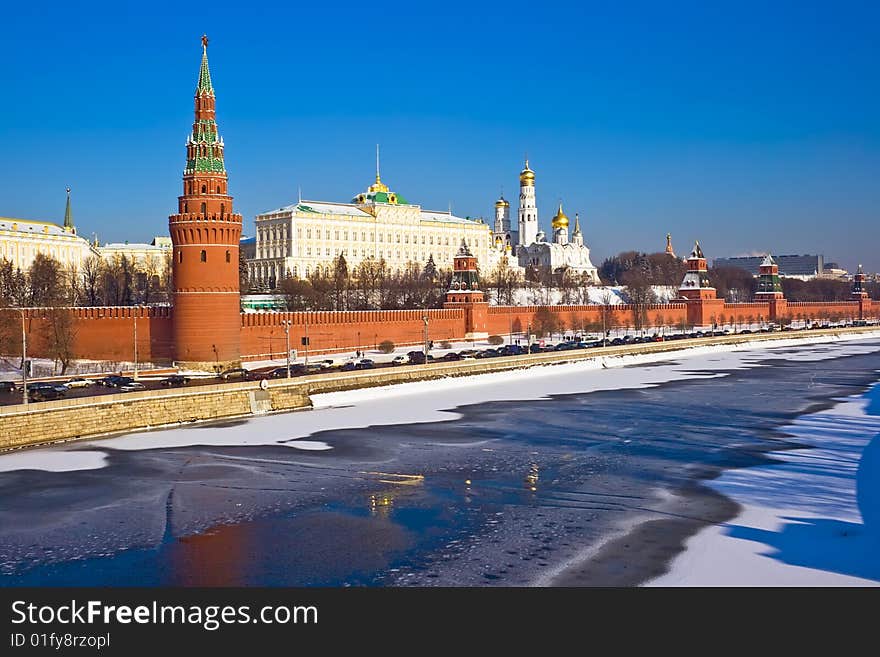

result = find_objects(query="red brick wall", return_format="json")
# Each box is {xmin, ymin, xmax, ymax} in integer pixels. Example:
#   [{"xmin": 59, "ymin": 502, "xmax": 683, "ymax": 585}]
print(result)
[
  {"xmin": 487, "ymin": 304, "xmax": 689, "ymax": 336},
  {"xmin": 4, "ymin": 298, "xmax": 873, "ymax": 366},
  {"xmin": 239, "ymin": 309, "xmax": 466, "ymax": 360},
  {"xmin": 3, "ymin": 306, "xmax": 173, "ymax": 363}
]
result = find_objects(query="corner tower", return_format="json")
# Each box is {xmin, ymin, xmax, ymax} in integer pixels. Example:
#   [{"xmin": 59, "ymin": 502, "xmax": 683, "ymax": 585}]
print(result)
[
  {"xmin": 444, "ymin": 240, "xmax": 489, "ymax": 339},
  {"xmin": 169, "ymin": 36, "xmax": 242, "ymax": 370}
]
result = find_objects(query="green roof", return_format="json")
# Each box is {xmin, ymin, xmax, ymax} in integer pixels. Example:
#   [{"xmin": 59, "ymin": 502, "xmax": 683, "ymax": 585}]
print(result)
[{"xmin": 196, "ymin": 41, "xmax": 213, "ymax": 95}]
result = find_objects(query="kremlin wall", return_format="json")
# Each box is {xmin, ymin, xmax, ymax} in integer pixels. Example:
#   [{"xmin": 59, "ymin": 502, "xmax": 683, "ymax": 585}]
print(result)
[{"xmin": 2, "ymin": 39, "xmax": 876, "ymax": 371}]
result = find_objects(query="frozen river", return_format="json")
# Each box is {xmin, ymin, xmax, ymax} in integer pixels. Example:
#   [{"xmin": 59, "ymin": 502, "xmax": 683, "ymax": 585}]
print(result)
[{"xmin": 2, "ymin": 336, "xmax": 879, "ymax": 586}]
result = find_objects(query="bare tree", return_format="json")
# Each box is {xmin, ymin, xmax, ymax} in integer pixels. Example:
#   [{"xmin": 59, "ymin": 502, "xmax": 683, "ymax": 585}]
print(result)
[{"xmin": 41, "ymin": 305, "xmax": 77, "ymax": 374}]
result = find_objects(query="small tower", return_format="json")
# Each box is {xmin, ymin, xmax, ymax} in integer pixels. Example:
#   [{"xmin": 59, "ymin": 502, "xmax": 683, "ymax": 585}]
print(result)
[
  {"xmin": 494, "ymin": 195, "xmax": 510, "ymax": 234},
  {"xmin": 169, "ymin": 35, "xmax": 243, "ymax": 370},
  {"xmin": 552, "ymin": 202, "xmax": 569, "ymax": 245},
  {"xmin": 571, "ymin": 213, "xmax": 584, "ymax": 247},
  {"xmin": 665, "ymin": 233, "xmax": 675, "ymax": 257},
  {"xmin": 679, "ymin": 241, "xmax": 715, "ymax": 300},
  {"xmin": 852, "ymin": 264, "xmax": 868, "ymax": 299},
  {"xmin": 63, "ymin": 187, "xmax": 75, "ymax": 235},
  {"xmin": 755, "ymin": 253, "xmax": 784, "ymax": 299},
  {"xmin": 444, "ymin": 240, "xmax": 488, "ymax": 339},
  {"xmin": 517, "ymin": 159, "xmax": 538, "ymax": 247}
]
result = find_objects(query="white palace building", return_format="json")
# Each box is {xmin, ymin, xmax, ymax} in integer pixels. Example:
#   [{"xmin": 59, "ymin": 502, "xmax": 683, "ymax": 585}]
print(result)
[{"xmin": 249, "ymin": 159, "xmax": 492, "ymax": 288}]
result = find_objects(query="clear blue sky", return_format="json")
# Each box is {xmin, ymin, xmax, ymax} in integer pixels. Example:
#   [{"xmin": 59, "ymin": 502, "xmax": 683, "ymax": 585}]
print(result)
[{"xmin": 1, "ymin": 1, "xmax": 878, "ymax": 270}]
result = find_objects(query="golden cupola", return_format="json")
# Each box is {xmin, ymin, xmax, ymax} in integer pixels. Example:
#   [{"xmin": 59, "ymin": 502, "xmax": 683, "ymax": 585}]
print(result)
[
  {"xmin": 519, "ymin": 159, "xmax": 535, "ymax": 186},
  {"xmin": 495, "ymin": 196, "xmax": 510, "ymax": 208},
  {"xmin": 552, "ymin": 202, "xmax": 569, "ymax": 229}
]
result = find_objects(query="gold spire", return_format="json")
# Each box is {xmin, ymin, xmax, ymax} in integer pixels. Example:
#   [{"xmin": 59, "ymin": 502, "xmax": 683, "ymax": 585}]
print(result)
[
  {"xmin": 368, "ymin": 143, "xmax": 389, "ymax": 193},
  {"xmin": 552, "ymin": 202, "xmax": 569, "ymax": 229}
]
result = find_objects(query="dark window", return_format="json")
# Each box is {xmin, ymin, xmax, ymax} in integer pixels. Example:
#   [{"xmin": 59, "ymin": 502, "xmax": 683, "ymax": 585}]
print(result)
[
  {"xmin": 220, "ymin": 203, "xmax": 225, "ymax": 218},
  {"xmin": 226, "ymin": 250, "xmax": 231, "ymax": 263},
  {"xmin": 217, "ymin": 186, "xmax": 221, "ymax": 193},
  {"xmin": 201, "ymin": 185, "xmax": 207, "ymax": 193},
  {"xmin": 200, "ymin": 250, "xmax": 206, "ymax": 262},
  {"xmin": 200, "ymin": 202, "xmax": 206, "ymax": 215},
  {"xmin": 178, "ymin": 251, "xmax": 183, "ymax": 263}
]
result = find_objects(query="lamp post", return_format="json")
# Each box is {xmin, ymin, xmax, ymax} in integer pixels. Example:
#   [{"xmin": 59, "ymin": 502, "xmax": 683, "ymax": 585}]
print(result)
[
  {"xmin": 304, "ymin": 316, "xmax": 309, "ymax": 366},
  {"xmin": 423, "ymin": 315, "xmax": 429, "ymax": 367},
  {"xmin": 281, "ymin": 319, "xmax": 292, "ymax": 378},
  {"xmin": 133, "ymin": 308, "xmax": 139, "ymax": 381},
  {"xmin": 508, "ymin": 314, "xmax": 513, "ymax": 346},
  {"xmin": 20, "ymin": 310, "xmax": 27, "ymax": 406},
  {"xmin": 527, "ymin": 322, "xmax": 532, "ymax": 355}
]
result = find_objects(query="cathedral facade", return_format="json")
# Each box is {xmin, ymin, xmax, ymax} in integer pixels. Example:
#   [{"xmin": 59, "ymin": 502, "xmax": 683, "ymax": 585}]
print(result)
[{"xmin": 486, "ymin": 160, "xmax": 600, "ymax": 283}]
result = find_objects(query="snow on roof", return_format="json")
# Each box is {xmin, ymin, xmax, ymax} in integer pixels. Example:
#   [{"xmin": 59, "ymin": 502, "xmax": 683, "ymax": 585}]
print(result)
[
  {"xmin": 0, "ymin": 217, "xmax": 74, "ymax": 237},
  {"xmin": 419, "ymin": 210, "xmax": 484, "ymax": 226}
]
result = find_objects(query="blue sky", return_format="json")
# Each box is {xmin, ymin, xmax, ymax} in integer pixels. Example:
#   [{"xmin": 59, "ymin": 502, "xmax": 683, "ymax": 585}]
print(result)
[{"xmin": 1, "ymin": 1, "xmax": 878, "ymax": 270}]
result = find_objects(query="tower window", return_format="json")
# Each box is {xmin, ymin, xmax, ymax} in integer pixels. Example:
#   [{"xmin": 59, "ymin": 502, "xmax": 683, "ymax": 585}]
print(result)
[
  {"xmin": 201, "ymin": 185, "xmax": 207, "ymax": 193},
  {"xmin": 220, "ymin": 203, "xmax": 225, "ymax": 218},
  {"xmin": 184, "ymin": 202, "xmax": 188, "ymax": 213},
  {"xmin": 200, "ymin": 202, "xmax": 206, "ymax": 215},
  {"xmin": 178, "ymin": 251, "xmax": 183, "ymax": 263},
  {"xmin": 226, "ymin": 250, "xmax": 231, "ymax": 263},
  {"xmin": 200, "ymin": 250, "xmax": 206, "ymax": 262},
  {"xmin": 217, "ymin": 186, "xmax": 221, "ymax": 193}
]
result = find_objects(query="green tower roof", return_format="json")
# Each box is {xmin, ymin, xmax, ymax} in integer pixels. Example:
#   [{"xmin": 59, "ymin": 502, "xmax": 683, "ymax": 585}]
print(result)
[{"xmin": 63, "ymin": 187, "xmax": 73, "ymax": 230}]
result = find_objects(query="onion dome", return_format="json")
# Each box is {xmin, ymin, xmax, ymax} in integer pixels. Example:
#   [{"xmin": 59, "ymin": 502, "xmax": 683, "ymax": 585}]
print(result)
[
  {"xmin": 519, "ymin": 159, "xmax": 535, "ymax": 186},
  {"xmin": 551, "ymin": 202, "xmax": 569, "ymax": 229},
  {"xmin": 495, "ymin": 196, "xmax": 510, "ymax": 208}
]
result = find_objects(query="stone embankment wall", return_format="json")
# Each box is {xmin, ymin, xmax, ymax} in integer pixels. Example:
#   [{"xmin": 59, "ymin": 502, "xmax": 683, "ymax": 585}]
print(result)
[{"xmin": 2, "ymin": 326, "xmax": 878, "ymax": 451}]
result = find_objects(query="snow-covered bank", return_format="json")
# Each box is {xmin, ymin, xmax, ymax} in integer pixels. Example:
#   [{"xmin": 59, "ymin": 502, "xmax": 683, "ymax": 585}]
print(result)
[
  {"xmin": 2, "ymin": 331, "xmax": 879, "ymax": 475},
  {"xmin": 647, "ymin": 382, "xmax": 880, "ymax": 586}
]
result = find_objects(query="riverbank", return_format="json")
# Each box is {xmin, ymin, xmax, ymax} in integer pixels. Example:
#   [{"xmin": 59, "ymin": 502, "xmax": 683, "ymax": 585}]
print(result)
[{"xmin": 3, "ymin": 326, "xmax": 880, "ymax": 452}]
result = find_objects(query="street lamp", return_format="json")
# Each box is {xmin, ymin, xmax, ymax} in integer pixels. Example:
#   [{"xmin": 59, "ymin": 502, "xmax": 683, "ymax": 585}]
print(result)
[
  {"xmin": 422, "ymin": 315, "xmax": 429, "ymax": 367},
  {"xmin": 133, "ymin": 307, "xmax": 139, "ymax": 381},
  {"xmin": 527, "ymin": 322, "xmax": 532, "ymax": 355},
  {"xmin": 20, "ymin": 309, "xmax": 27, "ymax": 406},
  {"xmin": 281, "ymin": 319, "xmax": 292, "ymax": 378}
]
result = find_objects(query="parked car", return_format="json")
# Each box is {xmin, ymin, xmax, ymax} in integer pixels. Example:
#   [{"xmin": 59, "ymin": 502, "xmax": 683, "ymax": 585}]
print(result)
[
  {"xmin": 0, "ymin": 380, "xmax": 17, "ymax": 393},
  {"xmin": 64, "ymin": 377, "xmax": 93, "ymax": 389},
  {"xmin": 160, "ymin": 375, "xmax": 190, "ymax": 386},
  {"xmin": 97, "ymin": 375, "xmax": 134, "ymax": 388},
  {"xmin": 407, "ymin": 352, "xmax": 434, "ymax": 364},
  {"xmin": 341, "ymin": 361, "xmax": 358, "ymax": 371},
  {"xmin": 27, "ymin": 383, "xmax": 67, "ymax": 402},
  {"xmin": 218, "ymin": 368, "xmax": 250, "ymax": 380},
  {"xmin": 442, "ymin": 352, "xmax": 462, "ymax": 361},
  {"xmin": 391, "ymin": 355, "xmax": 408, "ymax": 366},
  {"xmin": 120, "ymin": 381, "xmax": 146, "ymax": 392},
  {"xmin": 355, "ymin": 359, "xmax": 375, "ymax": 370}
]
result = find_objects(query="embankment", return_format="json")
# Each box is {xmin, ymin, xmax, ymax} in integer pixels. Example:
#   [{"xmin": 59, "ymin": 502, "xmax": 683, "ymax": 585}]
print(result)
[{"xmin": 2, "ymin": 327, "xmax": 879, "ymax": 451}]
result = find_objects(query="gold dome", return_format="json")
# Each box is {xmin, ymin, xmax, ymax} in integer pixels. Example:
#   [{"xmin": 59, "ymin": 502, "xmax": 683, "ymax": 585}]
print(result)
[
  {"xmin": 519, "ymin": 158, "xmax": 535, "ymax": 186},
  {"xmin": 495, "ymin": 197, "xmax": 510, "ymax": 208},
  {"xmin": 552, "ymin": 202, "xmax": 569, "ymax": 229}
]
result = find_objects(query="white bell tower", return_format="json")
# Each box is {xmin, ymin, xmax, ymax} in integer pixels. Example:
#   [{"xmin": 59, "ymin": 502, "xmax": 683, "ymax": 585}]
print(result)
[{"xmin": 518, "ymin": 159, "xmax": 538, "ymax": 247}]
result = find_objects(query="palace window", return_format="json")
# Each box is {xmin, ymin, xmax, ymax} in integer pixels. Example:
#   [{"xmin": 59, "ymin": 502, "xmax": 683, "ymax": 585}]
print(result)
[
  {"xmin": 379, "ymin": 234, "xmax": 383, "ymax": 242},
  {"xmin": 361, "ymin": 232, "xmax": 366, "ymax": 241},
  {"xmin": 307, "ymin": 229, "xmax": 312, "ymax": 239},
  {"xmin": 326, "ymin": 230, "xmax": 330, "ymax": 240},
  {"xmin": 326, "ymin": 248, "xmax": 330, "ymax": 256},
  {"xmin": 344, "ymin": 231, "xmax": 348, "ymax": 240},
  {"xmin": 335, "ymin": 230, "xmax": 339, "ymax": 240}
]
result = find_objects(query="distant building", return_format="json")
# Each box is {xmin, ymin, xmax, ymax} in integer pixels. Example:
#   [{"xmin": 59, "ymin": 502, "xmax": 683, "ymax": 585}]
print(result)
[
  {"xmin": 98, "ymin": 236, "xmax": 172, "ymax": 279},
  {"xmin": 0, "ymin": 188, "xmax": 96, "ymax": 271},
  {"xmin": 239, "ymin": 235, "xmax": 256, "ymax": 260},
  {"xmin": 712, "ymin": 254, "xmax": 825, "ymax": 280}
]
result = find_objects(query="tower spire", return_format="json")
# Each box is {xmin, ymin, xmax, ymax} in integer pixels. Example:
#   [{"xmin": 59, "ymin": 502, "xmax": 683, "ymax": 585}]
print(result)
[
  {"xmin": 63, "ymin": 187, "xmax": 74, "ymax": 233},
  {"xmin": 197, "ymin": 34, "xmax": 214, "ymax": 95},
  {"xmin": 375, "ymin": 143, "xmax": 381, "ymax": 185}
]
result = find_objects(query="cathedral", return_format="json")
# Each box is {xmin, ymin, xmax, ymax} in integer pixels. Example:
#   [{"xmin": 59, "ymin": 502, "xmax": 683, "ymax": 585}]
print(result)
[{"xmin": 488, "ymin": 159, "xmax": 600, "ymax": 283}]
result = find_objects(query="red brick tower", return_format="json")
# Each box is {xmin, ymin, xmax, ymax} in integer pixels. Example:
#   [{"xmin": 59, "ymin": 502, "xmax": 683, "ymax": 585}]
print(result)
[
  {"xmin": 852, "ymin": 264, "xmax": 871, "ymax": 321},
  {"xmin": 679, "ymin": 240, "xmax": 724, "ymax": 327},
  {"xmin": 444, "ymin": 240, "xmax": 489, "ymax": 339},
  {"xmin": 169, "ymin": 36, "xmax": 242, "ymax": 370}
]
